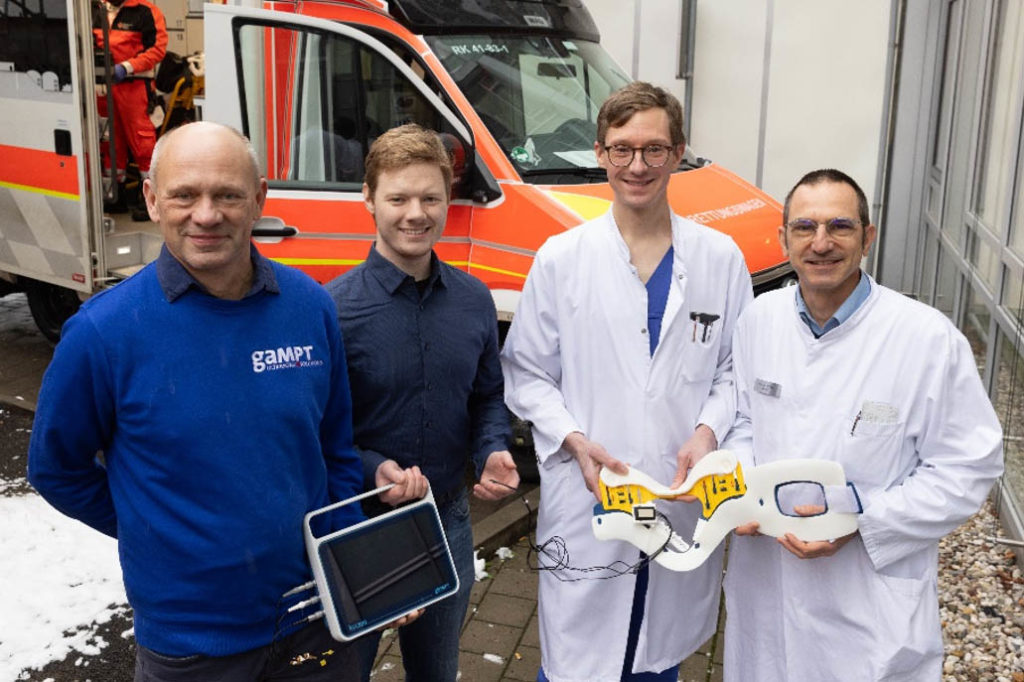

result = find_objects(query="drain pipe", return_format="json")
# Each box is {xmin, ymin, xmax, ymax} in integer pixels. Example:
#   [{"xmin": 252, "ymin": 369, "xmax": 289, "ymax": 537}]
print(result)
[
  {"xmin": 755, "ymin": 0, "xmax": 774, "ymax": 189},
  {"xmin": 870, "ymin": 0, "xmax": 908, "ymax": 282},
  {"xmin": 631, "ymin": 0, "xmax": 643, "ymax": 79}
]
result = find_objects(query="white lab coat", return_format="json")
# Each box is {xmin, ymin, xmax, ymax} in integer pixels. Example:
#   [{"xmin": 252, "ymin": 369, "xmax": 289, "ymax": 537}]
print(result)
[
  {"xmin": 501, "ymin": 211, "xmax": 752, "ymax": 682},
  {"xmin": 722, "ymin": 278, "xmax": 1003, "ymax": 682}
]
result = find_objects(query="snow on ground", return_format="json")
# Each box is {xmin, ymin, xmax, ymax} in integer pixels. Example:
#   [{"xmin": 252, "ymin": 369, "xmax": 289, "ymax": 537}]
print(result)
[{"xmin": 0, "ymin": 493, "xmax": 126, "ymax": 680}]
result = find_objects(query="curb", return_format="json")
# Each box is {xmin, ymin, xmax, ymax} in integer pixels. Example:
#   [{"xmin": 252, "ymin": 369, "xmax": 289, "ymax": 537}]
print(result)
[
  {"xmin": 0, "ymin": 394, "xmax": 36, "ymax": 413},
  {"xmin": 472, "ymin": 486, "xmax": 540, "ymax": 557}
]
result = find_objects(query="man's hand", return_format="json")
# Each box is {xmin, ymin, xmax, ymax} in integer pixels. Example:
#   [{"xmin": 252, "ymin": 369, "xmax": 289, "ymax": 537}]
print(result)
[
  {"xmin": 777, "ymin": 504, "xmax": 857, "ymax": 559},
  {"xmin": 375, "ymin": 460, "xmax": 428, "ymax": 506},
  {"xmin": 778, "ymin": 531, "xmax": 856, "ymax": 559},
  {"xmin": 733, "ymin": 521, "xmax": 761, "ymax": 537},
  {"xmin": 382, "ymin": 608, "xmax": 424, "ymax": 631},
  {"xmin": 562, "ymin": 432, "xmax": 628, "ymax": 502},
  {"xmin": 473, "ymin": 451, "xmax": 520, "ymax": 501},
  {"xmin": 112, "ymin": 64, "xmax": 127, "ymax": 83},
  {"xmin": 668, "ymin": 424, "xmax": 718, "ymax": 500}
]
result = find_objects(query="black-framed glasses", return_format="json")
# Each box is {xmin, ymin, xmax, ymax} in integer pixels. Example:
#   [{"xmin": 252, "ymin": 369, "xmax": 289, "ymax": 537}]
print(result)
[
  {"xmin": 602, "ymin": 144, "xmax": 674, "ymax": 168},
  {"xmin": 786, "ymin": 217, "xmax": 861, "ymax": 240}
]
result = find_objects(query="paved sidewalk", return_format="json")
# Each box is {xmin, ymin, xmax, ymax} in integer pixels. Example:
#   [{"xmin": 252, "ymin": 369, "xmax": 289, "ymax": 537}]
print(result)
[{"xmin": 367, "ymin": 536, "xmax": 726, "ymax": 681}]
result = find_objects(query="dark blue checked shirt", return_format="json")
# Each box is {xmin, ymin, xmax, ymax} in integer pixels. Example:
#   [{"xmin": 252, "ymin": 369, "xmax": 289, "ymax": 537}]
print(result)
[{"xmin": 326, "ymin": 247, "xmax": 510, "ymax": 499}]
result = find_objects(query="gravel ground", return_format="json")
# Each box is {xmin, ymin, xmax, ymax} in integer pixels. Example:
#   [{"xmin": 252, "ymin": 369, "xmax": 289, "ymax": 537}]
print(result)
[{"xmin": 939, "ymin": 497, "xmax": 1024, "ymax": 680}]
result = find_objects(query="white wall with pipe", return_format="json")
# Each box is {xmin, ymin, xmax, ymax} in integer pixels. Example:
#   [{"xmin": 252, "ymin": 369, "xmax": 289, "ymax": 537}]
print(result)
[{"xmin": 585, "ymin": 0, "xmax": 893, "ymax": 209}]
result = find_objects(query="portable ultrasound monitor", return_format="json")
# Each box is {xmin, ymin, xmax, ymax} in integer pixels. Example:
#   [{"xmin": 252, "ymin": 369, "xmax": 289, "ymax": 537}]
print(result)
[{"xmin": 304, "ymin": 485, "xmax": 459, "ymax": 641}]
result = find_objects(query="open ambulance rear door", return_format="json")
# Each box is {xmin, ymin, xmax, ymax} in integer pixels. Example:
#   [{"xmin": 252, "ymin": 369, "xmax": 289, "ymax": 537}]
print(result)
[{"xmin": 0, "ymin": 0, "xmax": 108, "ymax": 340}]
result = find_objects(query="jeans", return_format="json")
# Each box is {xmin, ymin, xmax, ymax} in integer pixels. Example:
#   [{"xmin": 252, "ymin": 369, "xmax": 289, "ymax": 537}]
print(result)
[
  {"xmin": 134, "ymin": 622, "xmax": 357, "ymax": 682},
  {"xmin": 358, "ymin": 489, "xmax": 475, "ymax": 682}
]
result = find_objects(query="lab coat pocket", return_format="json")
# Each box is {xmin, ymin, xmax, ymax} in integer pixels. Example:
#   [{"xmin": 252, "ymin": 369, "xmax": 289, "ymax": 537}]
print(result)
[
  {"xmin": 837, "ymin": 417, "xmax": 905, "ymax": 489},
  {"xmin": 677, "ymin": 332, "xmax": 718, "ymax": 384},
  {"xmin": 685, "ymin": 311, "xmax": 723, "ymax": 349},
  {"xmin": 872, "ymin": 572, "xmax": 942, "ymax": 678}
]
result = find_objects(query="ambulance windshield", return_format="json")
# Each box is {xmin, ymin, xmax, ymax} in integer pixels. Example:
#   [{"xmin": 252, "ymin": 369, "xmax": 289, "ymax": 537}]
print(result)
[{"xmin": 427, "ymin": 35, "xmax": 631, "ymax": 175}]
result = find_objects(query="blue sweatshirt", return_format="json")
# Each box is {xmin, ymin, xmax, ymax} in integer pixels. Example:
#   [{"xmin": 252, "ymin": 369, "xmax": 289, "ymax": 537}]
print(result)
[{"xmin": 28, "ymin": 251, "xmax": 362, "ymax": 656}]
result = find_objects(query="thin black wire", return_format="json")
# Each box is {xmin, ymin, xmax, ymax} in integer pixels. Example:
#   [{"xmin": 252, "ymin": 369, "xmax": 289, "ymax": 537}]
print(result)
[{"xmin": 489, "ymin": 480, "xmax": 676, "ymax": 582}]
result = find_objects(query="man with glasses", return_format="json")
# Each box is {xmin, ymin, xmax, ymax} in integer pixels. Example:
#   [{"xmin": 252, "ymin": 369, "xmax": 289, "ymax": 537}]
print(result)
[
  {"xmin": 722, "ymin": 169, "xmax": 1003, "ymax": 680},
  {"xmin": 501, "ymin": 82, "xmax": 752, "ymax": 681}
]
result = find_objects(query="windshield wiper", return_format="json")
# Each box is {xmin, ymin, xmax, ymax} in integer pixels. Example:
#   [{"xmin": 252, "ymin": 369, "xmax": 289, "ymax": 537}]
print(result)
[{"xmin": 519, "ymin": 167, "xmax": 608, "ymax": 180}]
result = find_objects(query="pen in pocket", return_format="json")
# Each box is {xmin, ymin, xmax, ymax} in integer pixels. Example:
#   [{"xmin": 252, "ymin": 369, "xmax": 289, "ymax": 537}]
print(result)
[{"xmin": 850, "ymin": 411, "xmax": 862, "ymax": 436}]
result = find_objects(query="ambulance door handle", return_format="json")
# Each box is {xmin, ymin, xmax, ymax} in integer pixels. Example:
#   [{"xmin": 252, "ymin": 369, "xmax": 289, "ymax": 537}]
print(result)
[
  {"xmin": 54, "ymin": 129, "xmax": 72, "ymax": 156},
  {"xmin": 251, "ymin": 216, "xmax": 297, "ymax": 238},
  {"xmin": 252, "ymin": 225, "xmax": 297, "ymax": 237}
]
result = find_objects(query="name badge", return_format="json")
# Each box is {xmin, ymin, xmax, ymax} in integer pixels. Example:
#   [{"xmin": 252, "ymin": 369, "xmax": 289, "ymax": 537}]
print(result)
[{"xmin": 754, "ymin": 378, "xmax": 781, "ymax": 398}]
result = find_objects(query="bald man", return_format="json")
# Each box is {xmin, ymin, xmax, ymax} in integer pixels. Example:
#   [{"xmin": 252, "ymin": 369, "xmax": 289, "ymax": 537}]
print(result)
[{"xmin": 28, "ymin": 122, "xmax": 364, "ymax": 681}]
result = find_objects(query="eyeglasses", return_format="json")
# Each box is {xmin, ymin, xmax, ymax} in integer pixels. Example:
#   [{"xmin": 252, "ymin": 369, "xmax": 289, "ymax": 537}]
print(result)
[
  {"xmin": 786, "ymin": 217, "xmax": 861, "ymax": 240},
  {"xmin": 602, "ymin": 144, "xmax": 675, "ymax": 168}
]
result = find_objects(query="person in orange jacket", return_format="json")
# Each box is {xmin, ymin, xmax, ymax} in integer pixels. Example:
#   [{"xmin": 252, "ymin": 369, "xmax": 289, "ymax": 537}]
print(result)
[{"xmin": 95, "ymin": 0, "xmax": 167, "ymax": 217}]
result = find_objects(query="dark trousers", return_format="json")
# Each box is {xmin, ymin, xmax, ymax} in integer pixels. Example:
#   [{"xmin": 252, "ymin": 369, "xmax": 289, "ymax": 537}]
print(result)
[{"xmin": 134, "ymin": 622, "xmax": 357, "ymax": 682}]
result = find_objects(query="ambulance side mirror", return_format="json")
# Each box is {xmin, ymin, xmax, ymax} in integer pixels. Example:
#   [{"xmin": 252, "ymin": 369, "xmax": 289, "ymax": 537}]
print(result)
[{"xmin": 439, "ymin": 133, "xmax": 501, "ymax": 204}]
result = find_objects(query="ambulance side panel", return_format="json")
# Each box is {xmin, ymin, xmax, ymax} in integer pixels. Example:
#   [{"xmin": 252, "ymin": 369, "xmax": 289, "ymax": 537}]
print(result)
[{"xmin": 0, "ymin": 0, "xmax": 100, "ymax": 294}]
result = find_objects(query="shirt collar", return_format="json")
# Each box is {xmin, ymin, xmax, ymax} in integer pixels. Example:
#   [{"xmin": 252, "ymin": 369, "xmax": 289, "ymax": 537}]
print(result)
[
  {"xmin": 604, "ymin": 210, "xmax": 688, "ymax": 271},
  {"xmin": 156, "ymin": 243, "xmax": 279, "ymax": 302},
  {"xmin": 795, "ymin": 271, "xmax": 871, "ymax": 337},
  {"xmin": 364, "ymin": 244, "xmax": 445, "ymax": 295}
]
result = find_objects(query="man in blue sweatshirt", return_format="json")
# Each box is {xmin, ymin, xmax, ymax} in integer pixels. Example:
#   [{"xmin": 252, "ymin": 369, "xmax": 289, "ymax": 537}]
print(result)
[{"xmin": 28, "ymin": 122, "xmax": 364, "ymax": 681}]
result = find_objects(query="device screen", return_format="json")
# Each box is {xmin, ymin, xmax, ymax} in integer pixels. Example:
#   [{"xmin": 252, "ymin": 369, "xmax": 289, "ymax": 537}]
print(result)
[{"xmin": 317, "ymin": 503, "xmax": 457, "ymax": 636}]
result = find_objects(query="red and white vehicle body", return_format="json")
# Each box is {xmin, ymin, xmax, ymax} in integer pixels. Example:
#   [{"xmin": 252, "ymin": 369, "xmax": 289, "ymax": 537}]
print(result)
[{"xmin": 0, "ymin": 0, "xmax": 793, "ymax": 341}]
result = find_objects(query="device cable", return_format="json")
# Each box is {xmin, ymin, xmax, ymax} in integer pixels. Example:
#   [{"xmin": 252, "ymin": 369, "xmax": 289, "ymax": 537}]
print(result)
[{"xmin": 488, "ymin": 480, "xmax": 675, "ymax": 582}]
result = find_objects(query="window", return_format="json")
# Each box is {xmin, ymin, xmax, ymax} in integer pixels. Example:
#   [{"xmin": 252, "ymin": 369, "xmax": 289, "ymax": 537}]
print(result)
[
  {"xmin": 1004, "ymin": 263, "xmax": 1024, "ymax": 328},
  {"xmin": 930, "ymin": 1, "xmax": 963, "ymax": 171},
  {"xmin": 428, "ymin": 35, "xmax": 629, "ymax": 174},
  {"xmin": 966, "ymin": 228, "xmax": 1002, "ymax": 294},
  {"xmin": 972, "ymin": 0, "xmax": 1024, "ymax": 235},
  {"xmin": 917, "ymin": 231, "xmax": 939, "ymax": 306},
  {"xmin": 236, "ymin": 22, "xmax": 468, "ymax": 194},
  {"xmin": 0, "ymin": 0, "xmax": 72, "ymax": 90},
  {"xmin": 959, "ymin": 281, "xmax": 990, "ymax": 365},
  {"xmin": 1012, "ymin": 158, "xmax": 1024, "ymax": 258},
  {"xmin": 934, "ymin": 249, "xmax": 960, "ymax": 317},
  {"xmin": 994, "ymin": 331, "xmax": 1024, "ymax": 505}
]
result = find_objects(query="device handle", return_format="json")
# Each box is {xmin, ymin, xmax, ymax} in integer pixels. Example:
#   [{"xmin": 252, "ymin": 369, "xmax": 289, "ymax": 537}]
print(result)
[{"xmin": 303, "ymin": 483, "xmax": 437, "ymax": 543}]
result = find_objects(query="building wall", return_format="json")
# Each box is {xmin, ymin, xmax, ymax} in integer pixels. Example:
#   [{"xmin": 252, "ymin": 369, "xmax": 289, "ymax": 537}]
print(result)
[
  {"xmin": 584, "ymin": 0, "xmax": 686, "ymax": 104},
  {"xmin": 586, "ymin": 0, "xmax": 892, "ymax": 206},
  {"xmin": 689, "ymin": 2, "xmax": 765, "ymax": 184}
]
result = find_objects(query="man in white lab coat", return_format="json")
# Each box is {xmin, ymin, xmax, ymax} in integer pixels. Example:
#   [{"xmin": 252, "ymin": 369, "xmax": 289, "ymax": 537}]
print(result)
[
  {"xmin": 723, "ymin": 169, "xmax": 1004, "ymax": 681},
  {"xmin": 501, "ymin": 82, "xmax": 752, "ymax": 682}
]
